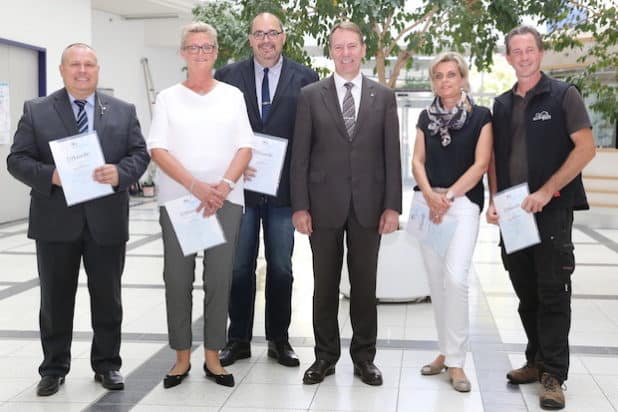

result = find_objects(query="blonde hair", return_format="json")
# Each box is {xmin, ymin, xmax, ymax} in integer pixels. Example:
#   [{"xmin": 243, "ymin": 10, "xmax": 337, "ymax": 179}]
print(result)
[
  {"xmin": 428, "ymin": 51, "xmax": 470, "ymax": 93},
  {"xmin": 180, "ymin": 22, "xmax": 218, "ymax": 49}
]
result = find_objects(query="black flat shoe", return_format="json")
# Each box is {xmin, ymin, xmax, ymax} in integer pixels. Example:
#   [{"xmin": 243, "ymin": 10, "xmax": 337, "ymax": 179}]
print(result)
[
  {"xmin": 163, "ymin": 364, "xmax": 191, "ymax": 389},
  {"xmin": 204, "ymin": 364, "xmax": 234, "ymax": 387}
]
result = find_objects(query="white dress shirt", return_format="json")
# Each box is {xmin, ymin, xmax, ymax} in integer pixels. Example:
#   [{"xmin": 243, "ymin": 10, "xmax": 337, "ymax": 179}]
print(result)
[
  {"xmin": 254, "ymin": 56, "xmax": 283, "ymax": 114},
  {"xmin": 333, "ymin": 72, "xmax": 362, "ymax": 119}
]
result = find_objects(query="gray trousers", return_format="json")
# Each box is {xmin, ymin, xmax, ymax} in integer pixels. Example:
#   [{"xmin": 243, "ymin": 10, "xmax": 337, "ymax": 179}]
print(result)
[{"xmin": 159, "ymin": 201, "xmax": 243, "ymax": 350}]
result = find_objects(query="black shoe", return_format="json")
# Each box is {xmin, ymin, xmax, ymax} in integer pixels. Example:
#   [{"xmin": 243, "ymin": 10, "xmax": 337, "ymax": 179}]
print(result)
[
  {"xmin": 94, "ymin": 370, "xmax": 125, "ymax": 390},
  {"xmin": 268, "ymin": 340, "xmax": 300, "ymax": 367},
  {"xmin": 204, "ymin": 364, "xmax": 235, "ymax": 387},
  {"xmin": 163, "ymin": 364, "xmax": 191, "ymax": 389},
  {"xmin": 36, "ymin": 375, "xmax": 64, "ymax": 396},
  {"xmin": 219, "ymin": 341, "xmax": 251, "ymax": 367},
  {"xmin": 354, "ymin": 361, "xmax": 383, "ymax": 386},
  {"xmin": 303, "ymin": 359, "xmax": 336, "ymax": 384}
]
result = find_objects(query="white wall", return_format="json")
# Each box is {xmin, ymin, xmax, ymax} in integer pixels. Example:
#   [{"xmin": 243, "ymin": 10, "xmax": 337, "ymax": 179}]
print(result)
[
  {"xmin": 0, "ymin": 0, "xmax": 92, "ymax": 93},
  {"xmin": 0, "ymin": 0, "xmax": 92, "ymax": 223},
  {"xmin": 92, "ymin": 9, "xmax": 187, "ymax": 136}
]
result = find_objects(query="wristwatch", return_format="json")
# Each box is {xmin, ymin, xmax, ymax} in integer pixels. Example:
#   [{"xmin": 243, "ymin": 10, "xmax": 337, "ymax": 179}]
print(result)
[
  {"xmin": 222, "ymin": 177, "xmax": 235, "ymax": 190},
  {"xmin": 445, "ymin": 190, "xmax": 455, "ymax": 202}
]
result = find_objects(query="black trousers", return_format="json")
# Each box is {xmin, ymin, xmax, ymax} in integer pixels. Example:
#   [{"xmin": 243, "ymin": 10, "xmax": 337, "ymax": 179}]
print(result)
[
  {"xmin": 309, "ymin": 206, "xmax": 381, "ymax": 364},
  {"xmin": 36, "ymin": 225, "xmax": 125, "ymax": 377},
  {"xmin": 501, "ymin": 208, "xmax": 575, "ymax": 383}
]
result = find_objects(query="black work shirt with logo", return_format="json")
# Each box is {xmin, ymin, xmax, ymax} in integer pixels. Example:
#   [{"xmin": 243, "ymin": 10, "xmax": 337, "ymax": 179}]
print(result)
[{"xmin": 508, "ymin": 84, "xmax": 591, "ymax": 186}]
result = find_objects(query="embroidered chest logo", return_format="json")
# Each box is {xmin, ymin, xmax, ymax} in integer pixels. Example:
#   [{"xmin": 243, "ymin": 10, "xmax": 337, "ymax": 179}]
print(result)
[{"xmin": 532, "ymin": 110, "xmax": 551, "ymax": 121}]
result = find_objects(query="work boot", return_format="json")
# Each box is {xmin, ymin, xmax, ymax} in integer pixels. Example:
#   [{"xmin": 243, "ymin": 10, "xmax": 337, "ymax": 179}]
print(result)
[
  {"xmin": 539, "ymin": 372, "xmax": 565, "ymax": 410},
  {"xmin": 507, "ymin": 363, "xmax": 539, "ymax": 384}
]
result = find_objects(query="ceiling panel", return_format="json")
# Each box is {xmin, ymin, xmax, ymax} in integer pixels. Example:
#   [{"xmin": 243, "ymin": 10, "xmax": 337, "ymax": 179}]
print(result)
[{"xmin": 92, "ymin": 0, "xmax": 197, "ymax": 19}]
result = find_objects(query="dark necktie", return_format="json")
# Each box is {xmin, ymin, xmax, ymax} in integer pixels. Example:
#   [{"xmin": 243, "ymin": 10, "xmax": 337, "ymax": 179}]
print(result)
[
  {"xmin": 74, "ymin": 100, "xmax": 88, "ymax": 134},
  {"xmin": 261, "ymin": 67, "xmax": 271, "ymax": 123},
  {"xmin": 342, "ymin": 82, "xmax": 356, "ymax": 139}
]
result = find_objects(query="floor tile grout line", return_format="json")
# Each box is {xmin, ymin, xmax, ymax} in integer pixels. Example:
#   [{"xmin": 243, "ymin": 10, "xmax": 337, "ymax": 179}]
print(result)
[
  {"xmin": 4, "ymin": 330, "xmax": 618, "ymax": 356},
  {"xmin": 575, "ymin": 224, "xmax": 618, "ymax": 253},
  {"xmin": 0, "ymin": 230, "xmax": 28, "ymax": 239}
]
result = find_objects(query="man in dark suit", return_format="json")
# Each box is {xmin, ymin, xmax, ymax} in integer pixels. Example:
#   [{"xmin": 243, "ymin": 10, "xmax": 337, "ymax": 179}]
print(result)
[
  {"xmin": 290, "ymin": 22, "xmax": 401, "ymax": 386},
  {"xmin": 7, "ymin": 43, "xmax": 149, "ymax": 396},
  {"xmin": 215, "ymin": 12, "xmax": 318, "ymax": 367}
]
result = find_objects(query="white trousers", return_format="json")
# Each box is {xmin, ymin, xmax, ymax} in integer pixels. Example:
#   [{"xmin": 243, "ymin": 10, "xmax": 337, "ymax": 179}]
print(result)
[{"xmin": 414, "ymin": 191, "xmax": 480, "ymax": 367}]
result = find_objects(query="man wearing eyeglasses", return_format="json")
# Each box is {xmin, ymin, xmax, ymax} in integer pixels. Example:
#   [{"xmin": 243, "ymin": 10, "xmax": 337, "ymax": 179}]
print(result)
[{"xmin": 215, "ymin": 12, "xmax": 319, "ymax": 368}]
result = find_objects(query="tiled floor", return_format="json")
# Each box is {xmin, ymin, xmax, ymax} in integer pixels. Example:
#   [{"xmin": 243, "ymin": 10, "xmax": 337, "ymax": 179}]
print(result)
[{"xmin": 0, "ymin": 197, "xmax": 617, "ymax": 411}]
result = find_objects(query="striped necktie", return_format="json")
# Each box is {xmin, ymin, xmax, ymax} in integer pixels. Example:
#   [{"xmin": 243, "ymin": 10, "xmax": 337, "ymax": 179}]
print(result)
[
  {"xmin": 342, "ymin": 82, "xmax": 355, "ymax": 139},
  {"xmin": 74, "ymin": 100, "xmax": 88, "ymax": 134},
  {"xmin": 261, "ymin": 67, "xmax": 271, "ymax": 123}
]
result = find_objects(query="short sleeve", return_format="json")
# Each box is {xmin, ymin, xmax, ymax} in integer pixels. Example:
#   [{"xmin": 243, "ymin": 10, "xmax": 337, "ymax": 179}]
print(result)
[
  {"xmin": 146, "ymin": 91, "xmax": 169, "ymax": 152},
  {"xmin": 562, "ymin": 86, "xmax": 592, "ymax": 134},
  {"xmin": 477, "ymin": 106, "xmax": 492, "ymax": 127},
  {"xmin": 416, "ymin": 109, "xmax": 429, "ymax": 131}
]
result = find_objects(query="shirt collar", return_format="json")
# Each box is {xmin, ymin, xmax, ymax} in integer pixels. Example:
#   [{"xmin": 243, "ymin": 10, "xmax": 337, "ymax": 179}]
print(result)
[
  {"xmin": 67, "ymin": 91, "xmax": 95, "ymax": 106},
  {"xmin": 511, "ymin": 71, "xmax": 550, "ymax": 99},
  {"xmin": 333, "ymin": 72, "xmax": 363, "ymax": 91},
  {"xmin": 254, "ymin": 55, "xmax": 283, "ymax": 76}
]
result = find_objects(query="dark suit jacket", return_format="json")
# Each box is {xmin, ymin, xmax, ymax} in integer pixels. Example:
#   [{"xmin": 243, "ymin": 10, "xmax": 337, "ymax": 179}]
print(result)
[
  {"xmin": 290, "ymin": 75, "xmax": 402, "ymax": 228},
  {"xmin": 7, "ymin": 88, "xmax": 150, "ymax": 245},
  {"xmin": 215, "ymin": 56, "xmax": 319, "ymax": 207}
]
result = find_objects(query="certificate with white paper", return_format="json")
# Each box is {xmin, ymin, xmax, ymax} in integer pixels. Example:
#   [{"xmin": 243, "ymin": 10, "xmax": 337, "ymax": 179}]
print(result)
[
  {"xmin": 49, "ymin": 131, "xmax": 113, "ymax": 206},
  {"xmin": 406, "ymin": 199, "xmax": 457, "ymax": 257},
  {"xmin": 165, "ymin": 195, "xmax": 226, "ymax": 256},
  {"xmin": 494, "ymin": 183, "xmax": 541, "ymax": 254},
  {"xmin": 244, "ymin": 133, "xmax": 288, "ymax": 196}
]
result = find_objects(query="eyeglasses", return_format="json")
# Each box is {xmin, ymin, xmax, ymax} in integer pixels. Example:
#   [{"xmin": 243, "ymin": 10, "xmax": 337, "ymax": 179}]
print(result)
[
  {"xmin": 183, "ymin": 44, "xmax": 217, "ymax": 54},
  {"xmin": 251, "ymin": 30, "xmax": 283, "ymax": 40},
  {"xmin": 433, "ymin": 71, "xmax": 459, "ymax": 81}
]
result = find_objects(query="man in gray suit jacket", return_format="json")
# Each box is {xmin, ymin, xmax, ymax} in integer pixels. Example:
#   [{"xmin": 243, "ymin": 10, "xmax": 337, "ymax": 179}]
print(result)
[
  {"xmin": 290, "ymin": 22, "xmax": 402, "ymax": 386},
  {"xmin": 7, "ymin": 43, "xmax": 149, "ymax": 396}
]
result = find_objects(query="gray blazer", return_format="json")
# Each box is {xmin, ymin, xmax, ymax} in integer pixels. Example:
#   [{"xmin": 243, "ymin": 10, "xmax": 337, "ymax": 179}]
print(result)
[
  {"xmin": 290, "ymin": 75, "xmax": 402, "ymax": 228},
  {"xmin": 7, "ymin": 88, "xmax": 150, "ymax": 245}
]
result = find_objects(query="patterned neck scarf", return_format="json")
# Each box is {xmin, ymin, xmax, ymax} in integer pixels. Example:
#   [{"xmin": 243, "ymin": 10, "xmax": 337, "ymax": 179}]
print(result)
[{"xmin": 426, "ymin": 90, "xmax": 474, "ymax": 147}]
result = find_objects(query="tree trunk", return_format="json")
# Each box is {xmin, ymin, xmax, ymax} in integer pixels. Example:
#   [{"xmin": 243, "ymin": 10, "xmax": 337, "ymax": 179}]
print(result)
[
  {"xmin": 375, "ymin": 48, "xmax": 386, "ymax": 84},
  {"xmin": 388, "ymin": 50, "xmax": 410, "ymax": 89}
]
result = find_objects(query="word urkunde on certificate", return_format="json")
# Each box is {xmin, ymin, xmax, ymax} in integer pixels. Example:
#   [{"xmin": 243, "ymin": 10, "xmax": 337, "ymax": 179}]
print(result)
[
  {"xmin": 49, "ymin": 131, "xmax": 113, "ymax": 206},
  {"xmin": 244, "ymin": 133, "xmax": 288, "ymax": 196},
  {"xmin": 493, "ymin": 183, "xmax": 541, "ymax": 254},
  {"xmin": 165, "ymin": 195, "xmax": 226, "ymax": 256}
]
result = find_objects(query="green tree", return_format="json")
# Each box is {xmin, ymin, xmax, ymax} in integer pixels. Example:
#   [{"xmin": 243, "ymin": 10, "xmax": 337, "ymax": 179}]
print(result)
[
  {"xmin": 194, "ymin": 0, "xmax": 616, "ymax": 122},
  {"xmin": 192, "ymin": 0, "xmax": 315, "ymax": 70},
  {"xmin": 192, "ymin": 2, "xmax": 248, "ymax": 69},
  {"xmin": 539, "ymin": 0, "xmax": 617, "ymax": 123}
]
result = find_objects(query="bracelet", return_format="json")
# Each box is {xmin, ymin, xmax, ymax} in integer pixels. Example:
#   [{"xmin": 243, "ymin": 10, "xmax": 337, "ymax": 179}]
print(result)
[
  {"xmin": 189, "ymin": 178, "xmax": 195, "ymax": 193},
  {"xmin": 445, "ymin": 190, "xmax": 455, "ymax": 201},
  {"xmin": 222, "ymin": 177, "xmax": 235, "ymax": 190}
]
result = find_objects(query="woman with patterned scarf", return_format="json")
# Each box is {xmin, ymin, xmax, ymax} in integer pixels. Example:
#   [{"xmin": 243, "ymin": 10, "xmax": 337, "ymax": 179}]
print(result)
[{"xmin": 411, "ymin": 51, "xmax": 493, "ymax": 392}]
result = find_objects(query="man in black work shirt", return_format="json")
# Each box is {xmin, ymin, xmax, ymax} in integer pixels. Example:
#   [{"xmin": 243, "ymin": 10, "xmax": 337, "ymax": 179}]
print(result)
[{"xmin": 487, "ymin": 25, "xmax": 595, "ymax": 411}]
